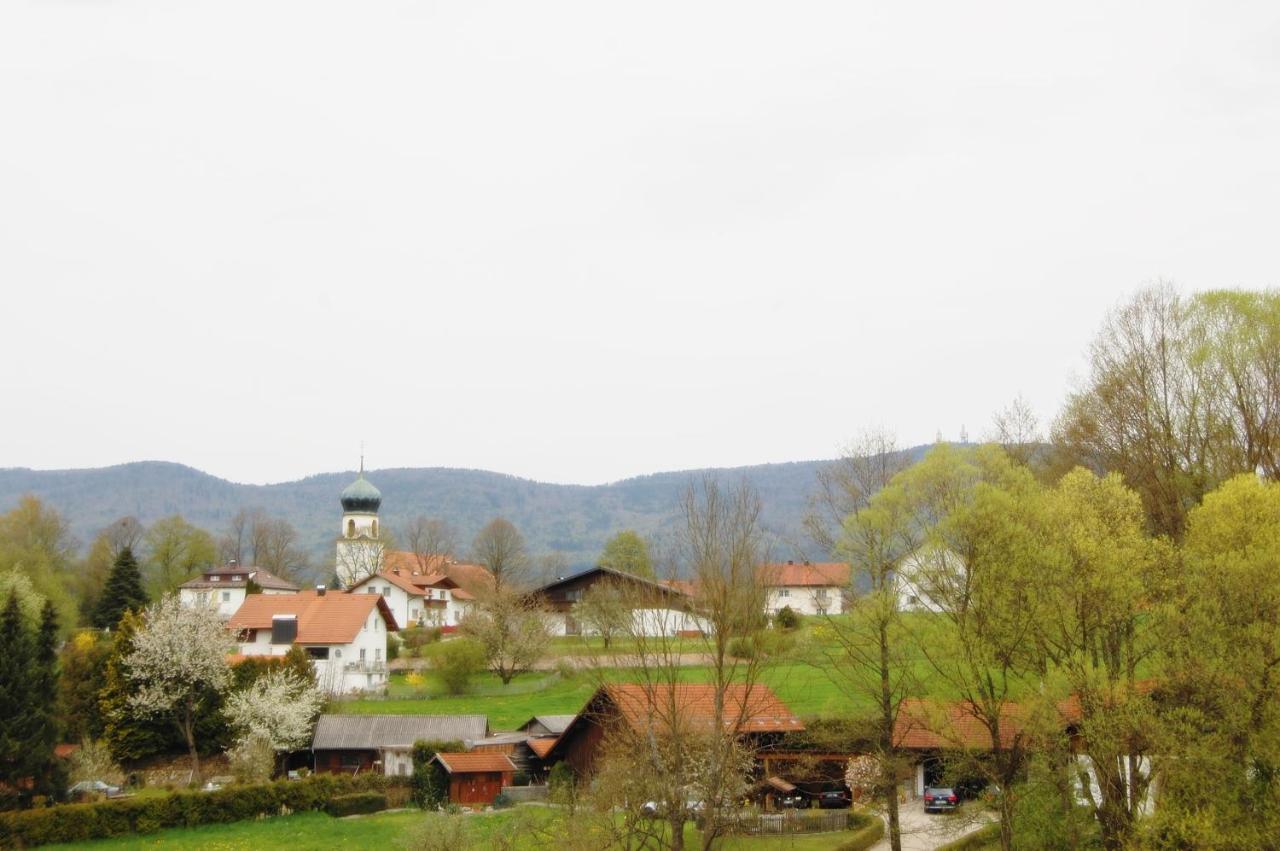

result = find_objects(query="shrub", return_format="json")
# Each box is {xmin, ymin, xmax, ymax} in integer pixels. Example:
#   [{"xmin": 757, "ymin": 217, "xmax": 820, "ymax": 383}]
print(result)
[
  {"xmin": 386, "ymin": 634, "xmax": 401, "ymax": 661},
  {"xmin": 434, "ymin": 638, "xmax": 485, "ymax": 695},
  {"xmin": 727, "ymin": 636, "xmax": 755, "ymax": 659},
  {"xmin": 835, "ymin": 810, "xmax": 886, "ymax": 851},
  {"xmin": 492, "ymin": 791, "xmax": 513, "ymax": 809},
  {"xmin": 935, "ymin": 822, "xmax": 1000, "ymax": 850},
  {"xmin": 774, "ymin": 605, "xmax": 801, "ymax": 630},
  {"xmin": 227, "ymin": 730, "xmax": 276, "ymax": 784},
  {"xmin": 325, "ymin": 792, "xmax": 387, "ymax": 817}
]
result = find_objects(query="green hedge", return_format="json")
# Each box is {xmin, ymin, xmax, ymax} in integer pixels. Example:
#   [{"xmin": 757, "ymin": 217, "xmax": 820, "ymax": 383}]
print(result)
[
  {"xmin": 835, "ymin": 811, "xmax": 885, "ymax": 851},
  {"xmin": 324, "ymin": 792, "xmax": 386, "ymax": 817},
  {"xmin": 936, "ymin": 822, "xmax": 1001, "ymax": 850},
  {"xmin": 0, "ymin": 775, "xmax": 406, "ymax": 848}
]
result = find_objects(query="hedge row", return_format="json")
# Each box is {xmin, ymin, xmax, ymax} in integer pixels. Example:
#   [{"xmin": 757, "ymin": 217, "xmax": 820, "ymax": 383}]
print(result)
[
  {"xmin": 836, "ymin": 811, "xmax": 886, "ymax": 851},
  {"xmin": 0, "ymin": 774, "xmax": 406, "ymax": 848},
  {"xmin": 936, "ymin": 822, "xmax": 1001, "ymax": 851},
  {"xmin": 324, "ymin": 792, "xmax": 387, "ymax": 818}
]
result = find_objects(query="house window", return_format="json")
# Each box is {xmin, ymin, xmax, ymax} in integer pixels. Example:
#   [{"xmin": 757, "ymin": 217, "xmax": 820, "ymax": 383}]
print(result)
[
  {"xmin": 411, "ymin": 608, "xmax": 419, "ymax": 620},
  {"xmin": 334, "ymin": 649, "xmax": 342, "ymax": 659},
  {"xmin": 382, "ymin": 588, "xmax": 390, "ymax": 598},
  {"xmin": 306, "ymin": 647, "xmax": 329, "ymax": 660},
  {"xmin": 211, "ymin": 576, "xmax": 219, "ymax": 582},
  {"xmin": 398, "ymin": 763, "xmax": 408, "ymax": 776},
  {"xmin": 778, "ymin": 589, "xmax": 790, "ymax": 597},
  {"xmin": 367, "ymin": 587, "xmax": 377, "ymax": 594},
  {"xmin": 375, "ymin": 648, "xmax": 382, "ymax": 661},
  {"xmin": 221, "ymin": 591, "xmax": 231, "ymax": 602},
  {"xmin": 360, "ymin": 648, "xmax": 366, "ymax": 661}
]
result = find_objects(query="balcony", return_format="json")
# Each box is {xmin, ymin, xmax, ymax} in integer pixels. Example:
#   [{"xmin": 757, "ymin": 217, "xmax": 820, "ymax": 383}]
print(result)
[{"xmin": 342, "ymin": 660, "xmax": 387, "ymax": 673}]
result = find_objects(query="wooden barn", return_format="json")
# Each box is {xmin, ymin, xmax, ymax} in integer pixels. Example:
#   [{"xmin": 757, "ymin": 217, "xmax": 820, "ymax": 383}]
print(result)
[{"xmin": 433, "ymin": 752, "xmax": 517, "ymax": 805}]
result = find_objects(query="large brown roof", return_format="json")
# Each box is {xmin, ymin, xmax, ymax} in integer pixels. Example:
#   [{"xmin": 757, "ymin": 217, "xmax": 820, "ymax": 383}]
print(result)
[
  {"xmin": 526, "ymin": 737, "xmax": 557, "ymax": 758},
  {"xmin": 179, "ymin": 566, "xmax": 300, "ymax": 592},
  {"xmin": 759, "ymin": 562, "xmax": 850, "ymax": 588},
  {"xmin": 227, "ymin": 590, "xmax": 398, "ymax": 643},
  {"xmin": 605, "ymin": 683, "xmax": 804, "ymax": 735},
  {"xmin": 383, "ymin": 552, "xmax": 493, "ymax": 598},
  {"xmin": 434, "ymin": 752, "xmax": 518, "ymax": 774}
]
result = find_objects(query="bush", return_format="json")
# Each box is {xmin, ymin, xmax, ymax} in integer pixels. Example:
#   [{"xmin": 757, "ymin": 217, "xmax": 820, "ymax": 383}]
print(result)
[
  {"xmin": 387, "ymin": 634, "xmax": 401, "ymax": 661},
  {"xmin": 727, "ymin": 636, "xmax": 755, "ymax": 659},
  {"xmin": 227, "ymin": 731, "xmax": 276, "ymax": 784},
  {"xmin": 774, "ymin": 605, "xmax": 801, "ymax": 630},
  {"xmin": 434, "ymin": 638, "xmax": 485, "ymax": 695},
  {"xmin": 411, "ymin": 739, "xmax": 464, "ymax": 809},
  {"xmin": 325, "ymin": 792, "xmax": 387, "ymax": 817},
  {"xmin": 491, "ymin": 791, "xmax": 513, "ymax": 809},
  {"xmin": 835, "ymin": 810, "xmax": 886, "ymax": 851},
  {"xmin": 0, "ymin": 775, "xmax": 409, "ymax": 847}
]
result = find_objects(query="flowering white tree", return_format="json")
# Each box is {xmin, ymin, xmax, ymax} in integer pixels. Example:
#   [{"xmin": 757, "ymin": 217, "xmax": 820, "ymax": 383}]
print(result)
[
  {"xmin": 124, "ymin": 595, "xmax": 231, "ymax": 782},
  {"xmin": 224, "ymin": 668, "xmax": 323, "ymax": 755}
]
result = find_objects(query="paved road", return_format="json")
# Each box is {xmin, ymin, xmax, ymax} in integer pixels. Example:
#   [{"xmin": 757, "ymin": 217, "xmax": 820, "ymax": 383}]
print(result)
[{"xmin": 869, "ymin": 799, "xmax": 994, "ymax": 851}]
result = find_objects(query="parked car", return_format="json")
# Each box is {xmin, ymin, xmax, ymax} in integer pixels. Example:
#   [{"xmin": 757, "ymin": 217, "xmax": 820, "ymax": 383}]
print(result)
[
  {"xmin": 817, "ymin": 790, "xmax": 851, "ymax": 809},
  {"xmin": 641, "ymin": 799, "xmax": 705, "ymax": 819},
  {"xmin": 777, "ymin": 791, "xmax": 810, "ymax": 809},
  {"xmin": 67, "ymin": 780, "xmax": 122, "ymax": 799},
  {"xmin": 923, "ymin": 787, "xmax": 960, "ymax": 813}
]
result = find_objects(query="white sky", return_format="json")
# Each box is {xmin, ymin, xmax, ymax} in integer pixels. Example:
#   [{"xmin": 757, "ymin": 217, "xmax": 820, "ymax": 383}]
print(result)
[{"xmin": 2, "ymin": 1, "xmax": 1278, "ymax": 486}]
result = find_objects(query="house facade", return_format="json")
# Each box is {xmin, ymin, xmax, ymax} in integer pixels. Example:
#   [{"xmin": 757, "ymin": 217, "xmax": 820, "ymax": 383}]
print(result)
[
  {"xmin": 311, "ymin": 713, "xmax": 488, "ymax": 776},
  {"xmin": 759, "ymin": 562, "xmax": 850, "ymax": 616},
  {"xmin": 348, "ymin": 566, "xmax": 472, "ymax": 629},
  {"xmin": 177, "ymin": 563, "xmax": 299, "ymax": 619},
  {"xmin": 226, "ymin": 589, "xmax": 397, "ymax": 694},
  {"xmin": 532, "ymin": 566, "xmax": 708, "ymax": 637}
]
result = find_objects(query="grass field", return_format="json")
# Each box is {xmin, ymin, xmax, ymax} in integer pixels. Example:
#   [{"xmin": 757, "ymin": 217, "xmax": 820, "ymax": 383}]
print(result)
[{"xmin": 42, "ymin": 807, "xmax": 871, "ymax": 850}]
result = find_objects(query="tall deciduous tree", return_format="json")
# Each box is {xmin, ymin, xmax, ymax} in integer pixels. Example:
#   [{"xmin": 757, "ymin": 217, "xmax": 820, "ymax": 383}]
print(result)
[
  {"xmin": 461, "ymin": 587, "xmax": 551, "ymax": 685},
  {"xmin": 124, "ymin": 595, "xmax": 231, "ymax": 782},
  {"xmin": 402, "ymin": 516, "xmax": 458, "ymax": 571},
  {"xmin": 92, "ymin": 546, "xmax": 149, "ymax": 629},
  {"xmin": 0, "ymin": 496, "xmax": 78, "ymax": 635},
  {"xmin": 143, "ymin": 516, "xmax": 216, "ymax": 594},
  {"xmin": 597, "ymin": 530, "xmax": 654, "ymax": 579},
  {"xmin": 471, "ymin": 518, "xmax": 529, "ymax": 593}
]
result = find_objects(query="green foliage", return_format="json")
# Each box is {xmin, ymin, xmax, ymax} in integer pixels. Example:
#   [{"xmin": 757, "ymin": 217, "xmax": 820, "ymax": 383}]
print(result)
[
  {"xmin": 727, "ymin": 636, "xmax": 755, "ymax": 659},
  {"xmin": 99, "ymin": 610, "xmax": 175, "ymax": 763},
  {"xmin": 935, "ymin": 823, "xmax": 1001, "ymax": 851},
  {"xmin": 773, "ymin": 605, "xmax": 801, "ymax": 630},
  {"xmin": 833, "ymin": 810, "xmax": 886, "ymax": 851},
  {"xmin": 491, "ymin": 790, "xmax": 513, "ymax": 809},
  {"xmin": 0, "ymin": 496, "xmax": 78, "ymax": 636},
  {"xmin": 435, "ymin": 638, "xmax": 486, "ymax": 695},
  {"xmin": 59, "ymin": 631, "xmax": 112, "ymax": 742},
  {"xmin": 324, "ymin": 792, "xmax": 387, "ymax": 817},
  {"xmin": 142, "ymin": 515, "xmax": 217, "ymax": 595},
  {"xmin": 411, "ymin": 739, "xmax": 463, "ymax": 809},
  {"xmin": 0, "ymin": 591, "xmax": 63, "ymax": 808},
  {"xmin": 597, "ymin": 530, "xmax": 654, "ymax": 579},
  {"xmin": 546, "ymin": 762, "xmax": 575, "ymax": 800},
  {"xmin": 92, "ymin": 546, "xmax": 149, "ymax": 630},
  {"xmin": 0, "ymin": 774, "xmax": 406, "ymax": 846}
]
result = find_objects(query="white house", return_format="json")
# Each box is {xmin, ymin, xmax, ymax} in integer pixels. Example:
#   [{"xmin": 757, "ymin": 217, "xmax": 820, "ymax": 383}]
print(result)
[
  {"xmin": 347, "ymin": 567, "xmax": 472, "ymax": 629},
  {"xmin": 894, "ymin": 548, "xmax": 964, "ymax": 612},
  {"xmin": 177, "ymin": 563, "xmax": 299, "ymax": 619},
  {"xmin": 759, "ymin": 561, "xmax": 850, "ymax": 616},
  {"xmin": 226, "ymin": 588, "xmax": 397, "ymax": 694},
  {"xmin": 532, "ymin": 566, "xmax": 710, "ymax": 638}
]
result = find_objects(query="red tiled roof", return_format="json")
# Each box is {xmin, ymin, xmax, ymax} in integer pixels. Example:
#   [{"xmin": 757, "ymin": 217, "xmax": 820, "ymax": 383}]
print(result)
[
  {"xmin": 759, "ymin": 562, "xmax": 850, "ymax": 588},
  {"xmin": 383, "ymin": 552, "xmax": 493, "ymax": 598},
  {"xmin": 350, "ymin": 568, "xmax": 431, "ymax": 598},
  {"xmin": 894, "ymin": 699, "xmax": 1028, "ymax": 750},
  {"xmin": 661, "ymin": 579, "xmax": 699, "ymax": 597},
  {"xmin": 227, "ymin": 591, "xmax": 398, "ymax": 643},
  {"xmin": 434, "ymin": 752, "xmax": 518, "ymax": 774},
  {"xmin": 605, "ymin": 683, "xmax": 804, "ymax": 735},
  {"xmin": 54, "ymin": 744, "xmax": 79, "ymax": 759},
  {"xmin": 526, "ymin": 737, "xmax": 557, "ymax": 759}
]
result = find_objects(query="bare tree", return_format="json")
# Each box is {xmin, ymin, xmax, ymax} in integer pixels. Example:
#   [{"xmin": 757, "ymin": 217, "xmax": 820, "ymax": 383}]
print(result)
[
  {"xmin": 103, "ymin": 516, "xmax": 145, "ymax": 557},
  {"xmin": 804, "ymin": 428, "xmax": 913, "ymax": 558},
  {"xmin": 582, "ymin": 477, "xmax": 773, "ymax": 851},
  {"xmin": 220, "ymin": 508, "xmax": 310, "ymax": 580},
  {"xmin": 402, "ymin": 516, "xmax": 458, "ymax": 572},
  {"xmin": 989, "ymin": 394, "xmax": 1042, "ymax": 467},
  {"xmin": 460, "ymin": 587, "xmax": 552, "ymax": 684},
  {"xmin": 471, "ymin": 517, "xmax": 530, "ymax": 593}
]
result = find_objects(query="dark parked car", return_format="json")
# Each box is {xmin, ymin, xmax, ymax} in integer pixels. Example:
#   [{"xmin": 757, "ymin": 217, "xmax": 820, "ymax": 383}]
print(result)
[
  {"xmin": 923, "ymin": 787, "xmax": 959, "ymax": 813},
  {"xmin": 777, "ymin": 791, "xmax": 809, "ymax": 809},
  {"xmin": 818, "ymin": 790, "xmax": 851, "ymax": 809}
]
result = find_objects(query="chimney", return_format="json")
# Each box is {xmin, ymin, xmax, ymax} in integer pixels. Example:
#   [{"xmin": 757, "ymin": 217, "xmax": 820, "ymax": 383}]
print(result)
[
  {"xmin": 393, "ymin": 568, "xmax": 401, "ymax": 575},
  {"xmin": 315, "ymin": 585, "xmax": 326, "ymax": 596}
]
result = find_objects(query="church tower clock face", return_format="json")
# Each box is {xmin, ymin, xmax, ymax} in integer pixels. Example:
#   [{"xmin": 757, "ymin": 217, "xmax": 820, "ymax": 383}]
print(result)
[{"xmin": 335, "ymin": 459, "xmax": 384, "ymax": 588}]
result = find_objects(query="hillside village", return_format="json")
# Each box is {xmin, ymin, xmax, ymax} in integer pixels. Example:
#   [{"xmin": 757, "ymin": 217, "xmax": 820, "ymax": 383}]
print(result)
[{"xmin": 5, "ymin": 288, "xmax": 1280, "ymax": 851}]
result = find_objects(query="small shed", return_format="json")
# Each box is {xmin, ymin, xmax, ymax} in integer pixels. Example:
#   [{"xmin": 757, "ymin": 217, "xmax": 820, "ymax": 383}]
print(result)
[{"xmin": 433, "ymin": 752, "xmax": 518, "ymax": 805}]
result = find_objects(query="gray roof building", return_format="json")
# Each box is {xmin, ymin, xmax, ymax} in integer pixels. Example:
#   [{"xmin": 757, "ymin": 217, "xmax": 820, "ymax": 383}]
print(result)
[
  {"xmin": 518, "ymin": 715, "xmax": 576, "ymax": 736},
  {"xmin": 312, "ymin": 714, "xmax": 489, "ymax": 751}
]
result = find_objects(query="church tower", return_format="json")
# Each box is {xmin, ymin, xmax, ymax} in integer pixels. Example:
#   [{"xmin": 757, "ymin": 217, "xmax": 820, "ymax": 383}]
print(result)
[{"xmin": 335, "ymin": 461, "xmax": 384, "ymax": 588}]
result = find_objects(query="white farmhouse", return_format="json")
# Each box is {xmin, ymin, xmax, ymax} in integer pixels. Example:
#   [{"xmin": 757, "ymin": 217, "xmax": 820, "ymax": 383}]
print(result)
[
  {"xmin": 894, "ymin": 548, "xmax": 964, "ymax": 612},
  {"xmin": 347, "ymin": 567, "xmax": 472, "ymax": 630},
  {"xmin": 177, "ymin": 563, "xmax": 299, "ymax": 619},
  {"xmin": 226, "ymin": 588, "xmax": 397, "ymax": 694},
  {"xmin": 532, "ymin": 566, "xmax": 709, "ymax": 637},
  {"xmin": 759, "ymin": 561, "xmax": 850, "ymax": 616}
]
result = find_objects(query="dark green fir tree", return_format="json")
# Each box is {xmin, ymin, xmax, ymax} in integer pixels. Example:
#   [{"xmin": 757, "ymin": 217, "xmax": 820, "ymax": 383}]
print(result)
[{"xmin": 92, "ymin": 546, "xmax": 149, "ymax": 630}]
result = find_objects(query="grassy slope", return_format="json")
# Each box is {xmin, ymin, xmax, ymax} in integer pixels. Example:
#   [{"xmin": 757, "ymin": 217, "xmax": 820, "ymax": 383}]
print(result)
[{"xmin": 43, "ymin": 808, "xmax": 867, "ymax": 851}]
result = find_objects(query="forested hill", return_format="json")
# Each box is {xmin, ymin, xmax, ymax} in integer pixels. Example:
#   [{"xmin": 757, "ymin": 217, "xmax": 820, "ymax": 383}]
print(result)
[{"xmin": 0, "ymin": 449, "xmax": 934, "ymax": 569}]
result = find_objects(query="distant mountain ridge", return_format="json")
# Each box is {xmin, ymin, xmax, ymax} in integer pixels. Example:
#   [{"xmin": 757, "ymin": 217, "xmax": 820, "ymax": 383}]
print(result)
[{"xmin": 0, "ymin": 450, "xmax": 933, "ymax": 573}]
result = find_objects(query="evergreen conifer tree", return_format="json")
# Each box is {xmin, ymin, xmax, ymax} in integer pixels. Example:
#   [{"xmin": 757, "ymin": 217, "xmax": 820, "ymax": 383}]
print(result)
[
  {"xmin": 0, "ymin": 592, "xmax": 32, "ymax": 802},
  {"xmin": 92, "ymin": 546, "xmax": 149, "ymax": 630},
  {"xmin": 100, "ymin": 609, "xmax": 173, "ymax": 762},
  {"xmin": 28, "ymin": 602, "xmax": 64, "ymax": 799}
]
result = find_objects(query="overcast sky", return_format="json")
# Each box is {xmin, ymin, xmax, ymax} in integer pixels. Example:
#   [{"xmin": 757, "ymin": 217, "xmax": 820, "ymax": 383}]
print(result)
[{"xmin": 2, "ymin": 1, "xmax": 1278, "ymax": 486}]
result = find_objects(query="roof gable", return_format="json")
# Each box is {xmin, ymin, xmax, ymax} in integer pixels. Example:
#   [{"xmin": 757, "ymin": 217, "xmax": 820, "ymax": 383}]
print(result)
[
  {"xmin": 759, "ymin": 562, "xmax": 850, "ymax": 588},
  {"xmin": 227, "ymin": 591, "xmax": 398, "ymax": 643}
]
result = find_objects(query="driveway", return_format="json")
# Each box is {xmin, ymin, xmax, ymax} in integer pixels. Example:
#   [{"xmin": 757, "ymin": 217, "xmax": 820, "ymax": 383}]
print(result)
[{"xmin": 869, "ymin": 799, "xmax": 994, "ymax": 851}]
